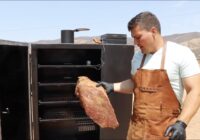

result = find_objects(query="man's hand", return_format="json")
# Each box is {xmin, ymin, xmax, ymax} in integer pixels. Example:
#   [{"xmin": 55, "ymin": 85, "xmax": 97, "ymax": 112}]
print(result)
[
  {"xmin": 164, "ymin": 120, "xmax": 187, "ymax": 140},
  {"xmin": 96, "ymin": 82, "xmax": 114, "ymax": 94}
]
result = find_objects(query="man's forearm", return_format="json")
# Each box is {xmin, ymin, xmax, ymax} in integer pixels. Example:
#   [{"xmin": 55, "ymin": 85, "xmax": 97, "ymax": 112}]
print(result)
[
  {"xmin": 113, "ymin": 79, "xmax": 133, "ymax": 94},
  {"xmin": 178, "ymin": 74, "xmax": 200, "ymax": 125},
  {"xmin": 178, "ymin": 89, "xmax": 200, "ymax": 124}
]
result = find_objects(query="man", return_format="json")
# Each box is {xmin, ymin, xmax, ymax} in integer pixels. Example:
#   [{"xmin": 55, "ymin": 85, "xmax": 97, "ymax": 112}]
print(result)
[{"xmin": 98, "ymin": 11, "xmax": 200, "ymax": 140}]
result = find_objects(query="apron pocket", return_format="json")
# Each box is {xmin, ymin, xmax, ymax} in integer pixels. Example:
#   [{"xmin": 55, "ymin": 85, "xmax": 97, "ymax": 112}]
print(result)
[{"xmin": 139, "ymin": 86, "xmax": 158, "ymax": 93}]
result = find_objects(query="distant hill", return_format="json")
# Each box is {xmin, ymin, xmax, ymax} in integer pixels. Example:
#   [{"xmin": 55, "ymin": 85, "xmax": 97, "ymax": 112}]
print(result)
[
  {"xmin": 1, "ymin": 32, "xmax": 200, "ymax": 60},
  {"xmin": 164, "ymin": 32, "xmax": 200, "ymax": 43},
  {"xmin": 33, "ymin": 32, "xmax": 200, "ymax": 46}
]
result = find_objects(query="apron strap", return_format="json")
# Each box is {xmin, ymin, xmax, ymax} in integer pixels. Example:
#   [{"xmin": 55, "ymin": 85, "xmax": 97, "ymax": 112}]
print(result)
[
  {"xmin": 160, "ymin": 42, "xmax": 167, "ymax": 69},
  {"xmin": 140, "ymin": 54, "xmax": 146, "ymax": 68}
]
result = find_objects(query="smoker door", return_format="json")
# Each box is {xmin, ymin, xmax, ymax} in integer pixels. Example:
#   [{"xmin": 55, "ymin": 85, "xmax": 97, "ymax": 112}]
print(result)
[
  {"xmin": 101, "ymin": 44, "xmax": 134, "ymax": 140},
  {"xmin": 31, "ymin": 44, "xmax": 102, "ymax": 140},
  {"xmin": 30, "ymin": 44, "xmax": 134, "ymax": 140},
  {"xmin": 0, "ymin": 42, "xmax": 30, "ymax": 140}
]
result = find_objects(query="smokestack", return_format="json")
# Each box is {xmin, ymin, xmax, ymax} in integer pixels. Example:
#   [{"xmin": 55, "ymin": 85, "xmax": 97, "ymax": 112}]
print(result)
[
  {"xmin": 61, "ymin": 28, "xmax": 90, "ymax": 43},
  {"xmin": 61, "ymin": 30, "xmax": 74, "ymax": 43}
]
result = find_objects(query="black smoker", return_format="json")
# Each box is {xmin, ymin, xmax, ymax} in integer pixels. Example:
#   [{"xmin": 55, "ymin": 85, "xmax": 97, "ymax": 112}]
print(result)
[{"xmin": 0, "ymin": 34, "xmax": 134, "ymax": 140}]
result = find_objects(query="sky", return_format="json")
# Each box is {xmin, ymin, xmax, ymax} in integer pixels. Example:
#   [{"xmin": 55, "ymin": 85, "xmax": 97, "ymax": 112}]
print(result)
[{"xmin": 0, "ymin": 1, "xmax": 200, "ymax": 42}]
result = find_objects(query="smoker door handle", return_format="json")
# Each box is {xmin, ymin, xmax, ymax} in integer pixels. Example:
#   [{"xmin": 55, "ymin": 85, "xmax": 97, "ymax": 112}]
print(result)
[{"xmin": 1, "ymin": 107, "xmax": 10, "ymax": 114}]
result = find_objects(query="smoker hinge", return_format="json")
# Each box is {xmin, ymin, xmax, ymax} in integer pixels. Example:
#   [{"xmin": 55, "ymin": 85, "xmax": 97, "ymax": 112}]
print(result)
[
  {"xmin": 30, "ymin": 83, "xmax": 33, "ymax": 96},
  {"xmin": 28, "ymin": 44, "xmax": 33, "ymax": 95}
]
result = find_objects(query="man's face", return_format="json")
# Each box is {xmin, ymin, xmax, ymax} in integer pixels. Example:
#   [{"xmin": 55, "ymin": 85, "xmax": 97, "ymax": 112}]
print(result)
[{"xmin": 131, "ymin": 25, "xmax": 154, "ymax": 54}]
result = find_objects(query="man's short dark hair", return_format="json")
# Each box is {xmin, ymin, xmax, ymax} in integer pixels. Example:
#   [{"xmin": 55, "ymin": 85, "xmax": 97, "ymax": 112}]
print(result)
[{"xmin": 128, "ymin": 11, "xmax": 161, "ymax": 34}]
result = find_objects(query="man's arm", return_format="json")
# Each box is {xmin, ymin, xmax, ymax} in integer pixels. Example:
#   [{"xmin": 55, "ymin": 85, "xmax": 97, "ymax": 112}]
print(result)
[
  {"xmin": 178, "ymin": 74, "xmax": 200, "ymax": 124},
  {"xmin": 113, "ymin": 79, "xmax": 134, "ymax": 94},
  {"xmin": 165, "ymin": 74, "xmax": 200, "ymax": 139}
]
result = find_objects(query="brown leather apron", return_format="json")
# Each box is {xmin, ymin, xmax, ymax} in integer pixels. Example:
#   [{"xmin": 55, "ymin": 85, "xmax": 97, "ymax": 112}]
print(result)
[{"xmin": 127, "ymin": 45, "xmax": 181, "ymax": 140}]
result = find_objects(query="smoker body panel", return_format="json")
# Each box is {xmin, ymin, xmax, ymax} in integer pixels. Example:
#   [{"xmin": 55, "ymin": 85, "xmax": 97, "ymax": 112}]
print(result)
[{"xmin": 101, "ymin": 45, "xmax": 134, "ymax": 140}]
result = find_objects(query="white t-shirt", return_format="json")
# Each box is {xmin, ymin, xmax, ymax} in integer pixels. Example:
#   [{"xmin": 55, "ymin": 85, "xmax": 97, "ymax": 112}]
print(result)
[{"xmin": 131, "ymin": 41, "xmax": 200, "ymax": 103}]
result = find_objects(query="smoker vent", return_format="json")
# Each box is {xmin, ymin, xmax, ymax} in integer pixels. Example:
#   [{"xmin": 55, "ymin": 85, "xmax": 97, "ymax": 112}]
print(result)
[
  {"xmin": 78, "ymin": 124, "xmax": 96, "ymax": 132},
  {"xmin": 78, "ymin": 116, "xmax": 97, "ymax": 132}
]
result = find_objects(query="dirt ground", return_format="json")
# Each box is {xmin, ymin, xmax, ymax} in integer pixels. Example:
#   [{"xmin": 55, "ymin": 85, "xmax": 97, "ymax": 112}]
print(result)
[
  {"xmin": 186, "ymin": 108, "xmax": 200, "ymax": 140},
  {"xmin": 182, "ymin": 92, "xmax": 200, "ymax": 140}
]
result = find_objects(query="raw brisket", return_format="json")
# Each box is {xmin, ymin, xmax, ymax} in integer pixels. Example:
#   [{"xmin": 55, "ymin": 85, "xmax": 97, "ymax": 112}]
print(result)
[{"xmin": 75, "ymin": 76, "xmax": 119, "ymax": 129}]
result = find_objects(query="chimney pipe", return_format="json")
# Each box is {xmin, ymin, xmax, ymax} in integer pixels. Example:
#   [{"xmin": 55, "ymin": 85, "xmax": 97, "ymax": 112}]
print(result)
[
  {"xmin": 61, "ymin": 30, "xmax": 74, "ymax": 43},
  {"xmin": 61, "ymin": 28, "xmax": 90, "ymax": 43}
]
